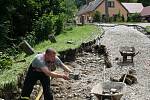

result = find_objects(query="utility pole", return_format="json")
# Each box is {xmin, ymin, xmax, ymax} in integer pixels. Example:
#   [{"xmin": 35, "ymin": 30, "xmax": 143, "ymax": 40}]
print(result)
[{"xmin": 105, "ymin": 0, "xmax": 109, "ymax": 22}]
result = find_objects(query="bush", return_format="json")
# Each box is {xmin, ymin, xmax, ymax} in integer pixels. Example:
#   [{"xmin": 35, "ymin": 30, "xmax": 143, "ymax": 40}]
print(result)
[
  {"xmin": 54, "ymin": 16, "xmax": 64, "ymax": 35},
  {"xmin": 93, "ymin": 11, "xmax": 101, "ymax": 22},
  {"xmin": 34, "ymin": 14, "xmax": 53, "ymax": 43},
  {"xmin": 128, "ymin": 13, "xmax": 141, "ymax": 22},
  {"xmin": 112, "ymin": 12, "xmax": 124, "ymax": 22}
]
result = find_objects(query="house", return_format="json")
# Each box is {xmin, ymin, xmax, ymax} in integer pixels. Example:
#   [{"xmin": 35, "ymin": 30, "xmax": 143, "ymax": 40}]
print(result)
[
  {"xmin": 77, "ymin": 0, "xmax": 143, "ymax": 23},
  {"xmin": 140, "ymin": 6, "xmax": 150, "ymax": 22}
]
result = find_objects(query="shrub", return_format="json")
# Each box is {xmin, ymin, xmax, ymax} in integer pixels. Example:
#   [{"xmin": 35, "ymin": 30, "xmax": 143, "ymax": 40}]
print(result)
[
  {"xmin": 53, "ymin": 13, "xmax": 66, "ymax": 35},
  {"xmin": 34, "ymin": 14, "xmax": 53, "ymax": 43},
  {"xmin": 128, "ymin": 13, "xmax": 141, "ymax": 22},
  {"xmin": 93, "ymin": 11, "xmax": 101, "ymax": 22},
  {"xmin": 113, "ymin": 12, "xmax": 124, "ymax": 22},
  {"xmin": 54, "ymin": 16, "xmax": 64, "ymax": 35}
]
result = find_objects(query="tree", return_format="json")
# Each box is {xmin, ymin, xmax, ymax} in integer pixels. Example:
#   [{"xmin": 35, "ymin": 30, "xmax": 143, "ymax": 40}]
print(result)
[
  {"xmin": 137, "ymin": 0, "xmax": 150, "ymax": 6},
  {"xmin": 0, "ymin": 0, "xmax": 78, "ymax": 50}
]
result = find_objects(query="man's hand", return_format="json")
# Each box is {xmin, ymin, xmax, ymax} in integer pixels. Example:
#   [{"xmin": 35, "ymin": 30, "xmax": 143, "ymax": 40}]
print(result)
[
  {"xmin": 61, "ymin": 74, "xmax": 70, "ymax": 80},
  {"xmin": 41, "ymin": 67, "xmax": 70, "ymax": 80}
]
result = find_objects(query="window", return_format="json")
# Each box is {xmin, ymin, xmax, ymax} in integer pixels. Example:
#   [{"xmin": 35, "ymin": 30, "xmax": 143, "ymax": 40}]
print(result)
[{"xmin": 107, "ymin": 1, "xmax": 115, "ymax": 8}]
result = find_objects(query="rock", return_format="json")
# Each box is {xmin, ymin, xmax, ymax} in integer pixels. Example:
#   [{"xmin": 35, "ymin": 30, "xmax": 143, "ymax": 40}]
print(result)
[
  {"xmin": 66, "ymin": 41, "xmax": 74, "ymax": 44},
  {"xmin": 119, "ymin": 74, "xmax": 137, "ymax": 85},
  {"xmin": 73, "ymin": 93, "xmax": 78, "ymax": 97},
  {"xmin": 19, "ymin": 40, "xmax": 35, "ymax": 55}
]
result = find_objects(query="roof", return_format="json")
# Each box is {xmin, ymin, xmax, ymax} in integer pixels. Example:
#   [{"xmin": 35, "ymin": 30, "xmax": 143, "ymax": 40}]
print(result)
[
  {"xmin": 77, "ymin": 0, "xmax": 144, "ymax": 16},
  {"xmin": 141, "ymin": 6, "xmax": 150, "ymax": 16},
  {"xmin": 121, "ymin": 3, "xmax": 143, "ymax": 13},
  {"xmin": 77, "ymin": 0, "xmax": 102, "ymax": 15}
]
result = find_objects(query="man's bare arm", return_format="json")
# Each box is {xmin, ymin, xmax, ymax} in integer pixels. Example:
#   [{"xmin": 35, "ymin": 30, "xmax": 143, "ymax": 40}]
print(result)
[
  {"xmin": 61, "ymin": 63, "xmax": 72, "ymax": 73},
  {"xmin": 40, "ymin": 67, "xmax": 69, "ymax": 80}
]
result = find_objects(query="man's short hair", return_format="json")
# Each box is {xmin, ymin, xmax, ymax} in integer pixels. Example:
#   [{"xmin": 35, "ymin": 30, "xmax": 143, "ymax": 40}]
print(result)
[{"xmin": 45, "ymin": 48, "xmax": 56, "ymax": 54}]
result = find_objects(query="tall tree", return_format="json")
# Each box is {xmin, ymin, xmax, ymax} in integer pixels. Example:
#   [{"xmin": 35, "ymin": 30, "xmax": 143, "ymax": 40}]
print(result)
[{"xmin": 137, "ymin": 0, "xmax": 150, "ymax": 6}]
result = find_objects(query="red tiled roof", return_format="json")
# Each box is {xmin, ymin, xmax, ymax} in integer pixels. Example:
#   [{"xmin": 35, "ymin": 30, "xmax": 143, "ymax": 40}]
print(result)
[
  {"xmin": 121, "ymin": 3, "xmax": 143, "ymax": 13},
  {"xmin": 141, "ymin": 6, "xmax": 150, "ymax": 16}
]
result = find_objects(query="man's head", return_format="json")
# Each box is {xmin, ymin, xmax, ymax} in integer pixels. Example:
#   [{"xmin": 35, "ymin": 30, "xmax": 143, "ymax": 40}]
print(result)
[{"xmin": 45, "ymin": 48, "xmax": 56, "ymax": 62}]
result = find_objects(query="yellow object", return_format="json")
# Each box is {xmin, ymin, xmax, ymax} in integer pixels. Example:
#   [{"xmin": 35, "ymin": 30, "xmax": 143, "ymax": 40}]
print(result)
[
  {"xmin": 21, "ymin": 96, "xmax": 29, "ymax": 100},
  {"xmin": 35, "ymin": 87, "xmax": 43, "ymax": 100}
]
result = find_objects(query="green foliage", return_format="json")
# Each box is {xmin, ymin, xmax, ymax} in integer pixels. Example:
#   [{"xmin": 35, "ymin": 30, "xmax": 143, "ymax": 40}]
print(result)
[
  {"xmin": 0, "ymin": 0, "xmax": 77, "ymax": 49},
  {"xmin": 137, "ymin": 0, "xmax": 150, "ymax": 6},
  {"xmin": 54, "ymin": 18, "xmax": 63, "ymax": 35},
  {"xmin": 24, "ymin": 31, "xmax": 36, "ymax": 47},
  {"xmin": 93, "ymin": 11, "xmax": 101, "ymax": 22},
  {"xmin": 128, "ymin": 13, "xmax": 141, "ymax": 22},
  {"xmin": 0, "ymin": 52, "xmax": 13, "ymax": 71},
  {"xmin": 54, "ymin": 14, "xmax": 65, "ymax": 35},
  {"xmin": 0, "ymin": 20, "xmax": 11, "ymax": 49},
  {"xmin": 108, "ymin": 11, "xmax": 124, "ymax": 22},
  {"xmin": 146, "ymin": 26, "xmax": 150, "ymax": 33},
  {"xmin": 0, "ymin": 0, "xmax": 78, "ymax": 51},
  {"xmin": 113, "ymin": 12, "xmax": 124, "ymax": 22},
  {"xmin": 51, "ymin": 0, "xmax": 63, "ymax": 15},
  {"xmin": 0, "ymin": 46, "xmax": 19, "ymax": 71},
  {"xmin": 64, "ymin": 0, "xmax": 77, "ymax": 19},
  {"xmin": 34, "ymin": 14, "xmax": 53, "ymax": 43}
]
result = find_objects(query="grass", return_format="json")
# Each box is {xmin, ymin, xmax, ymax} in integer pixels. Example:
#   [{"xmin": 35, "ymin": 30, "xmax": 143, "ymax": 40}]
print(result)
[
  {"xmin": 35, "ymin": 25, "xmax": 100, "ymax": 52},
  {"xmin": 146, "ymin": 26, "xmax": 150, "ymax": 33},
  {"xmin": 0, "ymin": 54, "xmax": 35, "ymax": 89},
  {"xmin": 0, "ymin": 24, "xmax": 100, "ymax": 90}
]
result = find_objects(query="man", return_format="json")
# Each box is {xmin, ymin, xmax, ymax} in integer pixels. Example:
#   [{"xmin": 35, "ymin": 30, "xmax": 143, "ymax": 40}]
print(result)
[{"xmin": 20, "ymin": 48, "xmax": 72, "ymax": 100}]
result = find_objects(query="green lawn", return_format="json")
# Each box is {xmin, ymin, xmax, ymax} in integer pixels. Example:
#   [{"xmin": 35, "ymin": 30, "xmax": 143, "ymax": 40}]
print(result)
[
  {"xmin": 0, "ymin": 25, "xmax": 100, "ymax": 89},
  {"xmin": 35, "ymin": 25, "xmax": 100, "ymax": 52}
]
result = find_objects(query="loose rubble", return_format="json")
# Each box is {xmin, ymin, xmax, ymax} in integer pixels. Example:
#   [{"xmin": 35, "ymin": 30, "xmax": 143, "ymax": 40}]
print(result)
[{"xmin": 51, "ymin": 52, "xmax": 105, "ymax": 100}]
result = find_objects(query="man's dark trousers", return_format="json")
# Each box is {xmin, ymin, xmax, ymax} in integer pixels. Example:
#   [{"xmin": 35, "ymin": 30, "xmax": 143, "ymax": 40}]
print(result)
[{"xmin": 20, "ymin": 65, "xmax": 53, "ymax": 100}]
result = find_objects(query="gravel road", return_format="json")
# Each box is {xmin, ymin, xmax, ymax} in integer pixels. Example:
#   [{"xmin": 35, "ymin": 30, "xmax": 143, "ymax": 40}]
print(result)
[{"xmin": 100, "ymin": 24, "xmax": 150, "ymax": 100}]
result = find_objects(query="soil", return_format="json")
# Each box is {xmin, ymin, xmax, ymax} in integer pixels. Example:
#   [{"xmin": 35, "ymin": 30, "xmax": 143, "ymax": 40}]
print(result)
[{"xmin": 49, "ymin": 52, "xmax": 105, "ymax": 100}]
